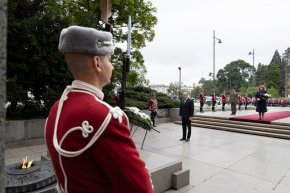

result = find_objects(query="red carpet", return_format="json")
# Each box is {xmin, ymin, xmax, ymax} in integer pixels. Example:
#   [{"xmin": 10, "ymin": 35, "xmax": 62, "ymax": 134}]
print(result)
[{"xmin": 229, "ymin": 111, "xmax": 290, "ymax": 124}]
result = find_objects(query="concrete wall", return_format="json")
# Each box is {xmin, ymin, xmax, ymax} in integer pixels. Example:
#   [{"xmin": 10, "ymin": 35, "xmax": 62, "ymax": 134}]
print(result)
[
  {"xmin": 5, "ymin": 108, "xmax": 182, "ymax": 146},
  {"xmin": 168, "ymin": 108, "xmax": 181, "ymax": 122},
  {"xmin": 6, "ymin": 119, "xmax": 46, "ymax": 145}
]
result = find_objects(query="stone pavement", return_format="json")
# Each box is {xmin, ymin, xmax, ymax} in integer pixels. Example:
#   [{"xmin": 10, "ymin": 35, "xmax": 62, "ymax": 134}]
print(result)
[{"xmin": 4, "ymin": 107, "xmax": 290, "ymax": 193}]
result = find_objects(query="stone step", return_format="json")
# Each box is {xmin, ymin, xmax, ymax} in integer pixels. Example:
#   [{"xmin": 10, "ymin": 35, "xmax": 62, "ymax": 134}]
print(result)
[
  {"xmin": 192, "ymin": 115, "xmax": 290, "ymax": 130},
  {"xmin": 191, "ymin": 122, "xmax": 290, "ymax": 140},
  {"xmin": 175, "ymin": 114, "xmax": 290, "ymax": 140},
  {"xmin": 190, "ymin": 120, "xmax": 290, "ymax": 135},
  {"xmin": 150, "ymin": 161, "xmax": 189, "ymax": 193}
]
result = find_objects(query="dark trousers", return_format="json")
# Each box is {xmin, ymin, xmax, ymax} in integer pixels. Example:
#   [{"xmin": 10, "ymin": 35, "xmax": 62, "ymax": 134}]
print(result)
[
  {"xmin": 212, "ymin": 101, "xmax": 216, "ymax": 111},
  {"xmin": 200, "ymin": 102, "xmax": 204, "ymax": 112},
  {"xmin": 222, "ymin": 102, "xmax": 226, "ymax": 111},
  {"xmin": 231, "ymin": 102, "xmax": 236, "ymax": 115},
  {"xmin": 150, "ymin": 111, "xmax": 157, "ymax": 126},
  {"xmin": 245, "ymin": 103, "xmax": 248, "ymax": 110},
  {"xmin": 182, "ymin": 117, "xmax": 191, "ymax": 139},
  {"xmin": 238, "ymin": 103, "xmax": 242, "ymax": 110}
]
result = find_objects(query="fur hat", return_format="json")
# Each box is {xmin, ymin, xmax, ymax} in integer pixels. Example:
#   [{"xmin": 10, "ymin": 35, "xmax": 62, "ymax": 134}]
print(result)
[{"xmin": 58, "ymin": 25, "xmax": 114, "ymax": 55}]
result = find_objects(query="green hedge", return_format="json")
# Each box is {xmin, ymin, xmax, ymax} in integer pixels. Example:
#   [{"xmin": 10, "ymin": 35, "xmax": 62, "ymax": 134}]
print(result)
[{"xmin": 125, "ymin": 86, "xmax": 179, "ymax": 109}]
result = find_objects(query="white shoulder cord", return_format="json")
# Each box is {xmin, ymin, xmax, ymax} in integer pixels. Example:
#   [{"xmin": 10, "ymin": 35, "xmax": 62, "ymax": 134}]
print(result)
[{"xmin": 52, "ymin": 82, "xmax": 127, "ymax": 158}]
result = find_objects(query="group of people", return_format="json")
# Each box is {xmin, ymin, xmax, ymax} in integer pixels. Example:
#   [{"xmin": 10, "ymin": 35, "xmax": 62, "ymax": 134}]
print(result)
[
  {"xmin": 199, "ymin": 85, "xmax": 270, "ymax": 120},
  {"xmin": 267, "ymin": 98, "xmax": 290, "ymax": 107},
  {"xmin": 199, "ymin": 89, "xmax": 251, "ymax": 113}
]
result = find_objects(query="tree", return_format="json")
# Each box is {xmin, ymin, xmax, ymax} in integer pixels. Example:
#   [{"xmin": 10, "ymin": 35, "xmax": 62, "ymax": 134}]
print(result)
[
  {"xmin": 192, "ymin": 86, "xmax": 201, "ymax": 99},
  {"xmin": 282, "ymin": 48, "xmax": 290, "ymax": 97},
  {"xmin": 216, "ymin": 59, "xmax": 253, "ymax": 92},
  {"xmin": 202, "ymin": 80, "xmax": 214, "ymax": 96},
  {"xmin": 266, "ymin": 63, "xmax": 280, "ymax": 90},
  {"xmin": 267, "ymin": 87, "xmax": 279, "ymax": 98},
  {"xmin": 269, "ymin": 50, "xmax": 284, "ymax": 96},
  {"xmin": 167, "ymin": 82, "xmax": 180, "ymax": 99},
  {"xmin": 270, "ymin": 50, "xmax": 282, "ymax": 65},
  {"xmin": 7, "ymin": 0, "xmax": 73, "ymax": 119},
  {"xmin": 7, "ymin": 0, "xmax": 157, "ymax": 119},
  {"xmin": 255, "ymin": 63, "xmax": 267, "ymax": 87}
]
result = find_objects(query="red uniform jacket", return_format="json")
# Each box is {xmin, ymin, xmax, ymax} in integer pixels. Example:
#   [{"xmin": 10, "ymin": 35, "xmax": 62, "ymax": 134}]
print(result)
[
  {"xmin": 238, "ymin": 95, "xmax": 242, "ymax": 103},
  {"xmin": 211, "ymin": 93, "xmax": 216, "ymax": 102},
  {"xmin": 244, "ymin": 96, "xmax": 248, "ymax": 103},
  {"xmin": 222, "ymin": 94, "xmax": 227, "ymax": 103},
  {"xmin": 148, "ymin": 98, "xmax": 158, "ymax": 112},
  {"xmin": 199, "ymin": 93, "xmax": 205, "ymax": 102},
  {"xmin": 45, "ymin": 83, "xmax": 153, "ymax": 193}
]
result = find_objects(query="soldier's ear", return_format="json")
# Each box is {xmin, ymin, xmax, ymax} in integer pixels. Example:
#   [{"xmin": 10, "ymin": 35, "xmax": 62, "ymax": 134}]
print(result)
[{"xmin": 92, "ymin": 56, "xmax": 102, "ymax": 73}]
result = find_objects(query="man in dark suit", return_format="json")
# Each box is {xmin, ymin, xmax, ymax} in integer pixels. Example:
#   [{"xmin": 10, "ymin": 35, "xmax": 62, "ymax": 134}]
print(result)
[{"xmin": 179, "ymin": 91, "xmax": 194, "ymax": 142}]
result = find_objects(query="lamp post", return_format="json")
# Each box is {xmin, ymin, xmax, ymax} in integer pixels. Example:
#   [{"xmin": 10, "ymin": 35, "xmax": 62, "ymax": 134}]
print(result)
[
  {"xmin": 213, "ymin": 30, "xmax": 222, "ymax": 89},
  {"xmin": 248, "ymin": 49, "xmax": 255, "ymax": 86},
  {"xmin": 178, "ymin": 67, "xmax": 181, "ymax": 100},
  {"xmin": 120, "ymin": 16, "xmax": 131, "ymax": 109}
]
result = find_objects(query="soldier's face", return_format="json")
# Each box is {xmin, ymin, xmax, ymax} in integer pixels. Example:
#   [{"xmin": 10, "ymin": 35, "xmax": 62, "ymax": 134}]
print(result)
[{"xmin": 99, "ymin": 55, "xmax": 114, "ymax": 86}]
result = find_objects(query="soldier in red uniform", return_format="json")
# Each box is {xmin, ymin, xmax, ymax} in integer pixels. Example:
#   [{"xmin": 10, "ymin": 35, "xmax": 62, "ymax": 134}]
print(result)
[
  {"xmin": 211, "ymin": 90, "xmax": 216, "ymax": 112},
  {"xmin": 148, "ymin": 93, "xmax": 158, "ymax": 127},
  {"xmin": 199, "ymin": 89, "xmax": 205, "ymax": 113},
  {"xmin": 221, "ymin": 91, "xmax": 227, "ymax": 111},
  {"xmin": 45, "ymin": 26, "xmax": 153, "ymax": 193},
  {"xmin": 199, "ymin": 90, "xmax": 205, "ymax": 113}
]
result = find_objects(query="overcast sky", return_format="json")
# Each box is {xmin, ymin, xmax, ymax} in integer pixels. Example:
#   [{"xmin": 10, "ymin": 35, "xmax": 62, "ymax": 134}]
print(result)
[{"xmin": 141, "ymin": 0, "xmax": 290, "ymax": 86}]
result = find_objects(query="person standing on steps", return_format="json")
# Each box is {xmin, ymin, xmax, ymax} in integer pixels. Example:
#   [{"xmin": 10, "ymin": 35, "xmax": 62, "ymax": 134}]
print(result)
[
  {"xmin": 255, "ymin": 85, "xmax": 269, "ymax": 120},
  {"xmin": 179, "ymin": 91, "xmax": 194, "ymax": 142},
  {"xmin": 221, "ymin": 90, "xmax": 227, "ymax": 111},
  {"xmin": 149, "ymin": 93, "xmax": 158, "ymax": 127},
  {"xmin": 199, "ymin": 89, "xmax": 205, "ymax": 113},
  {"xmin": 211, "ymin": 90, "xmax": 216, "ymax": 112},
  {"xmin": 229, "ymin": 87, "xmax": 238, "ymax": 115}
]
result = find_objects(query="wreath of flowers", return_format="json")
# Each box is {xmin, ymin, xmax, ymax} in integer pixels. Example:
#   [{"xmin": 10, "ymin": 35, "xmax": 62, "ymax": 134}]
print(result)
[{"xmin": 123, "ymin": 107, "xmax": 153, "ymax": 131}]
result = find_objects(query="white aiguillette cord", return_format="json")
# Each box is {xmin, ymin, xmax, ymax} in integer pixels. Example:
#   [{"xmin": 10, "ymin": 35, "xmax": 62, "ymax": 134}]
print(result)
[{"xmin": 52, "ymin": 81, "xmax": 112, "ymax": 158}]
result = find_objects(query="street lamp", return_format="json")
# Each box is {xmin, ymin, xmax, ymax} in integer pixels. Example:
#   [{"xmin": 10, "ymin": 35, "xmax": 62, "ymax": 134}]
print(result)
[
  {"xmin": 178, "ymin": 67, "xmax": 181, "ymax": 100},
  {"xmin": 248, "ymin": 49, "xmax": 255, "ymax": 86},
  {"xmin": 213, "ymin": 30, "xmax": 222, "ymax": 89}
]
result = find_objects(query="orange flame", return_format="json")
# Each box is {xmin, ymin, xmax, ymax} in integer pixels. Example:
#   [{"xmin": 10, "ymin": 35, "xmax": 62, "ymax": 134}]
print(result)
[{"xmin": 22, "ymin": 156, "xmax": 33, "ymax": 169}]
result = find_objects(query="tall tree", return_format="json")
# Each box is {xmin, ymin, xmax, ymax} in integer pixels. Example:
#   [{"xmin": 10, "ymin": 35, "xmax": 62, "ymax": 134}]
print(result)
[
  {"xmin": 270, "ymin": 50, "xmax": 282, "ymax": 65},
  {"xmin": 266, "ymin": 63, "xmax": 280, "ymax": 89},
  {"xmin": 192, "ymin": 86, "xmax": 201, "ymax": 99},
  {"xmin": 255, "ymin": 63, "xmax": 267, "ymax": 87},
  {"xmin": 0, "ymin": 0, "xmax": 7, "ymax": 191},
  {"xmin": 282, "ymin": 48, "xmax": 290, "ymax": 97},
  {"xmin": 216, "ymin": 59, "xmax": 253, "ymax": 92},
  {"xmin": 167, "ymin": 82, "xmax": 180, "ymax": 99},
  {"xmin": 202, "ymin": 80, "xmax": 214, "ymax": 96},
  {"xmin": 270, "ymin": 50, "xmax": 284, "ymax": 96}
]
